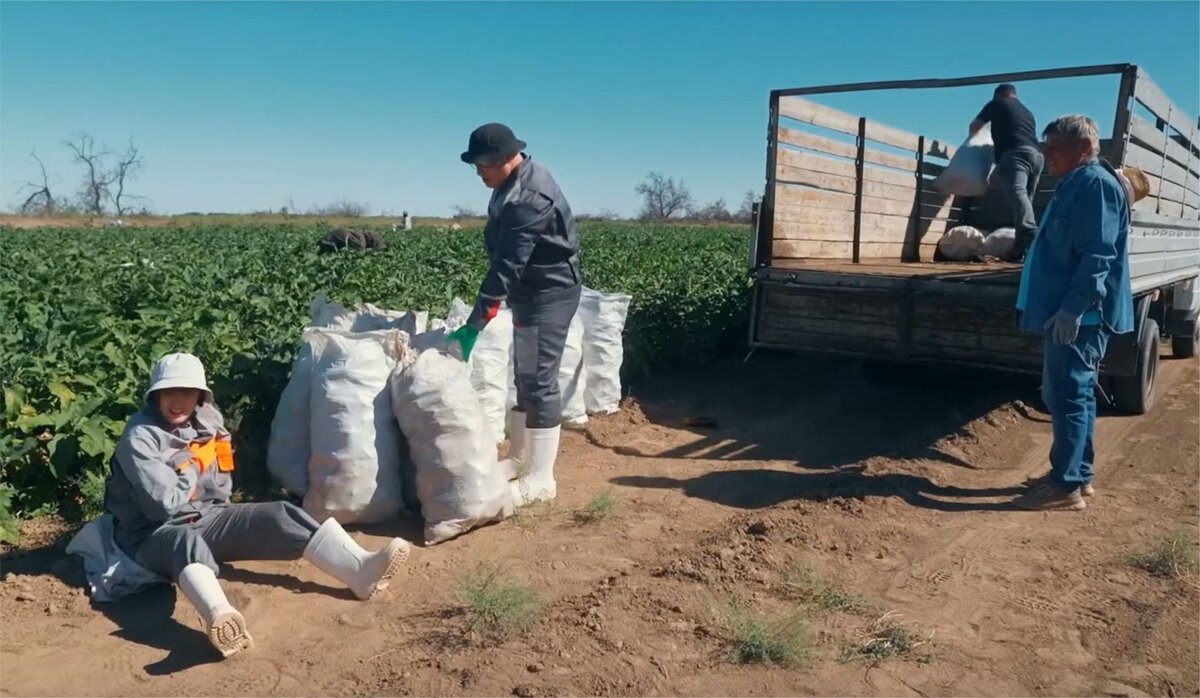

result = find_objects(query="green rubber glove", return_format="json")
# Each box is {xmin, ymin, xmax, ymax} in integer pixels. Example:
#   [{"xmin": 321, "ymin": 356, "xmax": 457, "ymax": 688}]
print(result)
[{"xmin": 447, "ymin": 325, "xmax": 480, "ymax": 361}]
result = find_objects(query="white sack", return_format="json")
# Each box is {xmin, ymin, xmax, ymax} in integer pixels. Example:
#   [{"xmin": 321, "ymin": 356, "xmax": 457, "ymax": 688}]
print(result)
[
  {"xmin": 981, "ymin": 227, "xmax": 1017, "ymax": 259},
  {"xmin": 471, "ymin": 306, "xmax": 514, "ymax": 441},
  {"xmin": 390, "ymin": 348, "xmax": 513, "ymax": 545},
  {"xmin": 309, "ymin": 295, "xmax": 425, "ymax": 335},
  {"xmin": 411, "ymin": 299, "xmax": 468, "ymax": 353},
  {"xmin": 304, "ymin": 328, "xmax": 407, "ymax": 525},
  {"xmin": 933, "ymin": 124, "xmax": 995, "ymax": 197},
  {"xmin": 559, "ymin": 312, "xmax": 588, "ymax": 427},
  {"xmin": 937, "ymin": 226, "xmax": 986, "ymax": 262},
  {"xmin": 266, "ymin": 332, "xmax": 327, "ymax": 497},
  {"xmin": 579, "ymin": 288, "xmax": 632, "ymax": 415}
]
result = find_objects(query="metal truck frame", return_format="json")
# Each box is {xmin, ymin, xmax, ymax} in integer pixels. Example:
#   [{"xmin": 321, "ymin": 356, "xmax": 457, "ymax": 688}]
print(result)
[{"xmin": 748, "ymin": 63, "xmax": 1200, "ymax": 414}]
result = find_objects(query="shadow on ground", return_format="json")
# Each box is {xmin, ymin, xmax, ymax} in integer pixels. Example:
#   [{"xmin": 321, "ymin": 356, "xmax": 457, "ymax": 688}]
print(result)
[
  {"xmin": 614, "ymin": 352, "xmax": 1043, "ymax": 471},
  {"xmin": 613, "ymin": 467, "xmax": 1025, "ymax": 513}
]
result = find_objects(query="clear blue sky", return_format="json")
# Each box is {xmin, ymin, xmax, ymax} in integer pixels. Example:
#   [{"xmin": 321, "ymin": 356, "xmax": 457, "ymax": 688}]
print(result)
[{"xmin": 2, "ymin": 1, "xmax": 1197, "ymax": 218}]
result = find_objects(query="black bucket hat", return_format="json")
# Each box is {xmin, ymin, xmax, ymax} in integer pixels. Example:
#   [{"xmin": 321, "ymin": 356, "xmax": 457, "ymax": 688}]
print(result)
[{"xmin": 461, "ymin": 123, "xmax": 527, "ymax": 165}]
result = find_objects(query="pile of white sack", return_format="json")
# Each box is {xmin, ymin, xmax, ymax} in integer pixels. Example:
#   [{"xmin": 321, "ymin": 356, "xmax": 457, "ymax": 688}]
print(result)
[
  {"xmin": 266, "ymin": 289, "xmax": 631, "ymax": 545},
  {"xmin": 936, "ymin": 225, "xmax": 1016, "ymax": 262}
]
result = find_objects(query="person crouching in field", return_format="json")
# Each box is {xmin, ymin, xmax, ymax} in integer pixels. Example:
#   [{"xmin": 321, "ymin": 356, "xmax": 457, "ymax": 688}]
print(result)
[{"xmin": 104, "ymin": 352, "xmax": 410, "ymax": 658}]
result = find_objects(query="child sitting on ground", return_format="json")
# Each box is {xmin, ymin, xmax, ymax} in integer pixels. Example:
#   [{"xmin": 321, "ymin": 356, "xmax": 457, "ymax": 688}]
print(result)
[{"xmin": 104, "ymin": 352, "xmax": 410, "ymax": 658}]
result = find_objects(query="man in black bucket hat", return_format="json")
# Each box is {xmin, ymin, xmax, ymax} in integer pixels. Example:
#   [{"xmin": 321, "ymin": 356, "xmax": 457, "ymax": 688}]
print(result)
[{"xmin": 448, "ymin": 123, "xmax": 581, "ymax": 510}]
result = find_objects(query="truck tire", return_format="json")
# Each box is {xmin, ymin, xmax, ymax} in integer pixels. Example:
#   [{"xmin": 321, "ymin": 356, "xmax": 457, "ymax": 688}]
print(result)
[
  {"xmin": 1111, "ymin": 318, "xmax": 1160, "ymax": 415},
  {"xmin": 1170, "ymin": 321, "xmax": 1198, "ymax": 359}
]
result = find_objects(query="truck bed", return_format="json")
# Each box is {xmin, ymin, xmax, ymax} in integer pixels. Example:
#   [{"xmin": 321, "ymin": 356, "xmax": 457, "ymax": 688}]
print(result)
[
  {"xmin": 752, "ymin": 259, "xmax": 1042, "ymax": 372},
  {"xmin": 769, "ymin": 259, "xmax": 1021, "ymax": 283}
]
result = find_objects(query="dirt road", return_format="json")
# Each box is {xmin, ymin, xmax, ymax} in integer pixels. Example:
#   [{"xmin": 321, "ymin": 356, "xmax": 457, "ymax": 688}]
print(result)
[{"xmin": 3, "ymin": 351, "xmax": 1197, "ymax": 697}]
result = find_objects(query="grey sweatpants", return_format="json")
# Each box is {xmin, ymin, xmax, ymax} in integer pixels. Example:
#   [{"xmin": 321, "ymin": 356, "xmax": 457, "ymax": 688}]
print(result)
[
  {"xmin": 135, "ymin": 502, "xmax": 320, "ymax": 580},
  {"xmin": 993, "ymin": 146, "xmax": 1044, "ymax": 245},
  {"xmin": 510, "ymin": 284, "xmax": 582, "ymax": 429}
]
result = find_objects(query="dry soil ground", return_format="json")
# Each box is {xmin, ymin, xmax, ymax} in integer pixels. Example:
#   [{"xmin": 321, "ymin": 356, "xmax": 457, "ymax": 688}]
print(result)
[{"xmin": 2, "ymin": 350, "xmax": 1198, "ymax": 697}]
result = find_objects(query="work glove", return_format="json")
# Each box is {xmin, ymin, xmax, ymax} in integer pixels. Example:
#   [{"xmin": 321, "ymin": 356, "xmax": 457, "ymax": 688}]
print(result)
[
  {"xmin": 1044, "ymin": 310, "xmax": 1082, "ymax": 346},
  {"xmin": 446, "ymin": 325, "xmax": 480, "ymax": 361}
]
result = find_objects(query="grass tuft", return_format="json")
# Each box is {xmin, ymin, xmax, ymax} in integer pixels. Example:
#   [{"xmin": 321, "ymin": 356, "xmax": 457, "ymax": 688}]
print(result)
[
  {"xmin": 718, "ymin": 597, "xmax": 810, "ymax": 667},
  {"xmin": 781, "ymin": 561, "xmax": 873, "ymax": 615},
  {"xmin": 573, "ymin": 490, "xmax": 619, "ymax": 525},
  {"xmin": 456, "ymin": 563, "xmax": 540, "ymax": 639},
  {"xmin": 843, "ymin": 612, "xmax": 932, "ymax": 663},
  {"xmin": 1129, "ymin": 528, "xmax": 1199, "ymax": 580}
]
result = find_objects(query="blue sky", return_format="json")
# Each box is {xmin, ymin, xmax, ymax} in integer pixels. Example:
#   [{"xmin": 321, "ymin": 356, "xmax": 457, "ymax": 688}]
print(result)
[{"xmin": 2, "ymin": 1, "xmax": 1197, "ymax": 218}]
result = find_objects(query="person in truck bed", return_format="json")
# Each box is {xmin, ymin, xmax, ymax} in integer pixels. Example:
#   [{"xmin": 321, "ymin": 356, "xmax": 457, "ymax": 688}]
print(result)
[
  {"xmin": 970, "ymin": 83, "xmax": 1043, "ymax": 262},
  {"xmin": 1012, "ymin": 115, "xmax": 1141, "ymax": 512},
  {"xmin": 104, "ymin": 352, "xmax": 410, "ymax": 658}
]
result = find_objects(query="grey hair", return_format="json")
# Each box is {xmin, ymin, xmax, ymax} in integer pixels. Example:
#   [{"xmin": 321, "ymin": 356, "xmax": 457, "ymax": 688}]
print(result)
[{"xmin": 1043, "ymin": 114, "xmax": 1101, "ymax": 157}]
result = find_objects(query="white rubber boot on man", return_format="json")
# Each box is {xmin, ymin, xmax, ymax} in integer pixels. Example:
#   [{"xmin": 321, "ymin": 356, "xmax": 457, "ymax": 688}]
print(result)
[
  {"xmin": 177, "ymin": 563, "xmax": 253, "ymax": 658},
  {"xmin": 499, "ymin": 410, "xmax": 527, "ymax": 481},
  {"xmin": 303, "ymin": 518, "xmax": 410, "ymax": 600},
  {"xmin": 510, "ymin": 425, "xmax": 560, "ymax": 506}
]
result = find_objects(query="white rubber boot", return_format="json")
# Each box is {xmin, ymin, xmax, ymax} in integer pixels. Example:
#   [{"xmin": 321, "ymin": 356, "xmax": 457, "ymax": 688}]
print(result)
[
  {"xmin": 176, "ymin": 563, "xmax": 252, "ymax": 659},
  {"xmin": 510, "ymin": 425, "xmax": 560, "ymax": 506},
  {"xmin": 303, "ymin": 518, "xmax": 410, "ymax": 600},
  {"xmin": 499, "ymin": 410, "xmax": 527, "ymax": 481}
]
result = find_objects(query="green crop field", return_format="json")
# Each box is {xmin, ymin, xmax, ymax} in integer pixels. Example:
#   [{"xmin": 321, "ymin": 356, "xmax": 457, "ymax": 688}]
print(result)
[{"xmin": 0, "ymin": 223, "xmax": 751, "ymax": 539}]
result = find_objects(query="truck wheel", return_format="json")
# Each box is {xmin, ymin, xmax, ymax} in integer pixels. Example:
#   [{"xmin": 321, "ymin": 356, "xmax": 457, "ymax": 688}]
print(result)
[
  {"xmin": 1170, "ymin": 321, "xmax": 1198, "ymax": 359},
  {"xmin": 1111, "ymin": 318, "xmax": 1160, "ymax": 415}
]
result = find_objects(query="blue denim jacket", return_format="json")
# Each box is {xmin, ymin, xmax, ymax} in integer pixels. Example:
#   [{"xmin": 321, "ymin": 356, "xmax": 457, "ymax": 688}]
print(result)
[{"xmin": 1016, "ymin": 160, "xmax": 1134, "ymax": 335}]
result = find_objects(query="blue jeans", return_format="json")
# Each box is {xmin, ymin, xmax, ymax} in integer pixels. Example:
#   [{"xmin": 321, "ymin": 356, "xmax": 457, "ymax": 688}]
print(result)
[{"xmin": 1042, "ymin": 325, "xmax": 1110, "ymax": 490}]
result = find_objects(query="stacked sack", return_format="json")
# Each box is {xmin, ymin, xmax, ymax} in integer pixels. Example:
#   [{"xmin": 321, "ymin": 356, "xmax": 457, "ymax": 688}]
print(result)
[
  {"xmin": 267, "ymin": 298, "xmax": 425, "ymax": 524},
  {"xmin": 266, "ymin": 287, "xmax": 632, "ymax": 544}
]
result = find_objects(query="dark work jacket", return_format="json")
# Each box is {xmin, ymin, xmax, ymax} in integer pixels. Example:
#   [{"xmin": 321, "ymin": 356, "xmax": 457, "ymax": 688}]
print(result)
[{"xmin": 468, "ymin": 156, "xmax": 581, "ymax": 327}]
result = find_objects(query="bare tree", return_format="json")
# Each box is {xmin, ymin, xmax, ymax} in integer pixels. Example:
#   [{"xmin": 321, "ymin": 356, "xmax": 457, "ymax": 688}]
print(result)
[
  {"xmin": 109, "ymin": 139, "xmax": 144, "ymax": 216},
  {"xmin": 636, "ymin": 173, "xmax": 692, "ymax": 220},
  {"xmin": 17, "ymin": 150, "xmax": 57, "ymax": 216},
  {"xmin": 64, "ymin": 134, "xmax": 113, "ymax": 215},
  {"xmin": 450, "ymin": 204, "xmax": 480, "ymax": 218},
  {"xmin": 736, "ymin": 190, "xmax": 758, "ymax": 223}
]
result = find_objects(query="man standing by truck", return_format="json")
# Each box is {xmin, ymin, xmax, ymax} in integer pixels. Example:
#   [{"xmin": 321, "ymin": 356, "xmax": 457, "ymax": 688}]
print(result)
[
  {"xmin": 447, "ymin": 123, "xmax": 582, "ymax": 508},
  {"xmin": 970, "ymin": 84, "xmax": 1043, "ymax": 262},
  {"xmin": 1013, "ymin": 114, "xmax": 1134, "ymax": 512}
]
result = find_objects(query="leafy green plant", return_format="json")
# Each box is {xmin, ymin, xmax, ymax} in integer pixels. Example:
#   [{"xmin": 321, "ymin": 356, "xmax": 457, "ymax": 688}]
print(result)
[
  {"xmin": 0, "ymin": 482, "xmax": 20, "ymax": 544},
  {"xmin": 0, "ymin": 223, "xmax": 750, "ymax": 531},
  {"xmin": 74, "ymin": 469, "xmax": 108, "ymax": 520}
]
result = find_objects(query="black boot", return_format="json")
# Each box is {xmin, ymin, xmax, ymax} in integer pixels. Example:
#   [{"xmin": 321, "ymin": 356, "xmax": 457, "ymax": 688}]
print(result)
[{"xmin": 1005, "ymin": 229, "xmax": 1033, "ymax": 263}]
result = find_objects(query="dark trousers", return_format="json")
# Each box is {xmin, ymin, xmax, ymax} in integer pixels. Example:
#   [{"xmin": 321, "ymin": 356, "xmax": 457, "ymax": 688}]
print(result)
[
  {"xmin": 135, "ymin": 502, "xmax": 320, "ymax": 580},
  {"xmin": 994, "ymin": 146, "xmax": 1044, "ymax": 256},
  {"xmin": 510, "ymin": 285, "xmax": 582, "ymax": 429}
]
